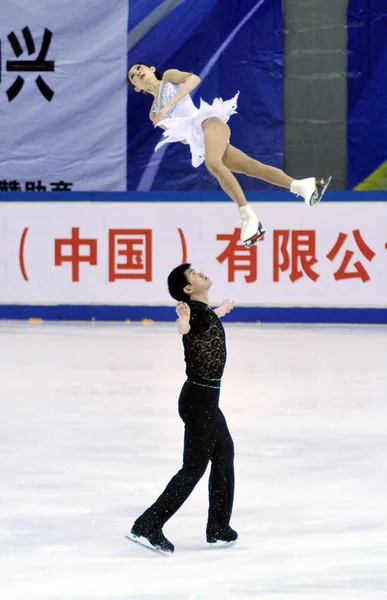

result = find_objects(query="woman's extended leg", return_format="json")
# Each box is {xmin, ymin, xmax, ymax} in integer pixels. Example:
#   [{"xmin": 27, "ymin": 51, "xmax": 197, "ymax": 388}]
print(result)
[
  {"xmin": 202, "ymin": 118, "xmax": 264, "ymax": 247},
  {"xmin": 222, "ymin": 144, "xmax": 293, "ymax": 188},
  {"xmin": 202, "ymin": 118, "xmax": 247, "ymax": 208},
  {"xmin": 222, "ymin": 144, "xmax": 332, "ymax": 206}
]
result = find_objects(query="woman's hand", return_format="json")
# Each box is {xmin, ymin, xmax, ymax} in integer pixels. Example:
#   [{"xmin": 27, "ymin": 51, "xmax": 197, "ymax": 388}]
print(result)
[{"xmin": 153, "ymin": 105, "xmax": 171, "ymax": 126}]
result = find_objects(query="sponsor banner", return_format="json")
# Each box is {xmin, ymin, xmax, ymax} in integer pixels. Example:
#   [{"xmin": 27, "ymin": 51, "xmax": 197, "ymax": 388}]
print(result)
[
  {"xmin": 1, "ymin": 201, "xmax": 387, "ymax": 307},
  {"xmin": 0, "ymin": 1, "xmax": 128, "ymax": 191}
]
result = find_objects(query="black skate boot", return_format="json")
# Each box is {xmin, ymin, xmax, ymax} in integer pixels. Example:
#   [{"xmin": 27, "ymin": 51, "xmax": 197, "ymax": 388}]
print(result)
[
  {"xmin": 206, "ymin": 526, "xmax": 238, "ymax": 547},
  {"xmin": 127, "ymin": 518, "xmax": 174, "ymax": 555}
]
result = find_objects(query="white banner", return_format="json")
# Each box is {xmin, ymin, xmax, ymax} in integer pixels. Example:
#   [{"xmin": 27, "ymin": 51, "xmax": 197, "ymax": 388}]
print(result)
[
  {"xmin": 1, "ymin": 201, "xmax": 387, "ymax": 307},
  {"xmin": 0, "ymin": 1, "xmax": 128, "ymax": 191}
]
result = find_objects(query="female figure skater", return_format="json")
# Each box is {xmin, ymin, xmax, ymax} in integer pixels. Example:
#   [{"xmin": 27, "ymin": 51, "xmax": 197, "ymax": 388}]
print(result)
[{"xmin": 128, "ymin": 63, "xmax": 331, "ymax": 248}]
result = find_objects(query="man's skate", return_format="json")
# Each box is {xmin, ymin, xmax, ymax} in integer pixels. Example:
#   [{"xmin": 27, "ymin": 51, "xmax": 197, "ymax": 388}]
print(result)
[
  {"xmin": 291, "ymin": 176, "xmax": 332, "ymax": 207},
  {"xmin": 206, "ymin": 526, "xmax": 238, "ymax": 548},
  {"xmin": 239, "ymin": 204, "xmax": 265, "ymax": 248},
  {"xmin": 126, "ymin": 519, "xmax": 174, "ymax": 555}
]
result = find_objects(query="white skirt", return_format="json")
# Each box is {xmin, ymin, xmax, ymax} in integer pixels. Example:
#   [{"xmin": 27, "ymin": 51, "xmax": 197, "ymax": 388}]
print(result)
[{"xmin": 154, "ymin": 92, "xmax": 239, "ymax": 168}]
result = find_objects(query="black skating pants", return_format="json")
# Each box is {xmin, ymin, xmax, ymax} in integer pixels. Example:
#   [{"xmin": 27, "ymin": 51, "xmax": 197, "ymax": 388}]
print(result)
[{"xmin": 137, "ymin": 379, "xmax": 235, "ymax": 536}]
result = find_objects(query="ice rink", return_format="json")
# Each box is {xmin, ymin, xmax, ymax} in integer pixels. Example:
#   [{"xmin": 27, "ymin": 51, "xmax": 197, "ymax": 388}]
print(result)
[{"xmin": 1, "ymin": 321, "xmax": 386, "ymax": 600}]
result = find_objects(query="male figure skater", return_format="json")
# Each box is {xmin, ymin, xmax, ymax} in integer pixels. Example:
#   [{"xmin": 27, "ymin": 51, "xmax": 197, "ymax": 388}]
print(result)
[{"xmin": 128, "ymin": 264, "xmax": 236, "ymax": 554}]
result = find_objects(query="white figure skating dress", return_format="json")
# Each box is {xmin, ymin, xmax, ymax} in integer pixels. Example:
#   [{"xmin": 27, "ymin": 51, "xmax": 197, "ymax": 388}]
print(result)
[{"xmin": 152, "ymin": 79, "xmax": 239, "ymax": 168}]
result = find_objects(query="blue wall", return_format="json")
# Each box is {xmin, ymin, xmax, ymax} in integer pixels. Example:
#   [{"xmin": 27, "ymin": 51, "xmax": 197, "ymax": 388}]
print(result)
[
  {"xmin": 127, "ymin": 0, "xmax": 284, "ymax": 192},
  {"xmin": 347, "ymin": 0, "xmax": 387, "ymax": 189}
]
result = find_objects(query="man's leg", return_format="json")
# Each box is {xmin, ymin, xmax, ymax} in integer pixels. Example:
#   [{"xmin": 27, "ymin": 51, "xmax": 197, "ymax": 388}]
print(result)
[
  {"xmin": 206, "ymin": 408, "xmax": 236, "ymax": 543},
  {"xmin": 131, "ymin": 383, "xmax": 219, "ymax": 546}
]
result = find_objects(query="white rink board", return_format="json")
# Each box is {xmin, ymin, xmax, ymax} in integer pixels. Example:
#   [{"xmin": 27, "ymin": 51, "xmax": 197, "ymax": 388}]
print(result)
[{"xmin": 0, "ymin": 201, "xmax": 387, "ymax": 307}]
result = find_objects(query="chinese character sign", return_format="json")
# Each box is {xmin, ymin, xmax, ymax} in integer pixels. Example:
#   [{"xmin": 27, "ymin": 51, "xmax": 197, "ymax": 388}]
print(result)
[
  {"xmin": 5, "ymin": 27, "xmax": 55, "ymax": 102},
  {"xmin": 0, "ymin": 2, "xmax": 128, "ymax": 191},
  {"xmin": 273, "ymin": 230, "xmax": 319, "ymax": 283},
  {"xmin": 55, "ymin": 228, "xmax": 98, "ymax": 282},
  {"xmin": 0, "ymin": 200, "xmax": 386, "ymax": 307},
  {"xmin": 109, "ymin": 230, "xmax": 153, "ymax": 282},
  {"xmin": 217, "ymin": 228, "xmax": 259, "ymax": 283}
]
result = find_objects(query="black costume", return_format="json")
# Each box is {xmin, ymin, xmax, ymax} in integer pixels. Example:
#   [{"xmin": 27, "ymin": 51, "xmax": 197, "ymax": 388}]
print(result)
[{"xmin": 132, "ymin": 301, "xmax": 236, "ymax": 551}]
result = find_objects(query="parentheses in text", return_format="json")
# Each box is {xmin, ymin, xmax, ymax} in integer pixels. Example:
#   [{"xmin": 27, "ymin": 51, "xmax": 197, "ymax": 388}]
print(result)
[
  {"xmin": 19, "ymin": 227, "xmax": 29, "ymax": 281},
  {"xmin": 177, "ymin": 228, "xmax": 188, "ymax": 263}
]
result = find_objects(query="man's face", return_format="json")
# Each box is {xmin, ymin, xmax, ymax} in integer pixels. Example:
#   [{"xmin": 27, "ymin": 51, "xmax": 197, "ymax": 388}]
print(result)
[{"xmin": 183, "ymin": 267, "xmax": 212, "ymax": 296}]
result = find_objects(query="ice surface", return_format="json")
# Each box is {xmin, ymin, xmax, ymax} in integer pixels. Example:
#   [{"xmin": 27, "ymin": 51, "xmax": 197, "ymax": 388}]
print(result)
[{"xmin": 1, "ymin": 321, "xmax": 386, "ymax": 600}]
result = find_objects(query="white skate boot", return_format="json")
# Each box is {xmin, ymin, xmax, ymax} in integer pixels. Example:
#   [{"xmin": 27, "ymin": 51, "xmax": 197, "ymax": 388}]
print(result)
[
  {"xmin": 290, "ymin": 176, "xmax": 332, "ymax": 207},
  {"xmin": 239, "ymin": 204, "xmax": 265, "ymax": 248}
]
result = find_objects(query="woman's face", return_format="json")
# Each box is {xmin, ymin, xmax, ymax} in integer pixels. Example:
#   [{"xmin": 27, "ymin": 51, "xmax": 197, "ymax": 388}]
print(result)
[{"xmin": 128, "ymin": 64, "xmax": 156, "ymax": 91}]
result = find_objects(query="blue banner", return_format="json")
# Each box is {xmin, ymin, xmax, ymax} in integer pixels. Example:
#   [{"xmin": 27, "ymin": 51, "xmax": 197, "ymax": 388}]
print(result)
[
  {"xmin": 348, "ymin": 0, "xmax": 387, "ymax": 190},
  {"xmin": 127, "ymin": 0, "xmax": 284, "ymax": 191}
]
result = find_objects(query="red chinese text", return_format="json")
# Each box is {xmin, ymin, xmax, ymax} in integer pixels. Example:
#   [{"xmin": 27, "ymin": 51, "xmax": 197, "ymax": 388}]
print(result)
[
  {"xmin": 55, "ymin": 227, "xmax": 97, "ymax": 282},
  {"xmin": 273, "ymin": 230, "xmax": 319, "ymax": 282},
  {"xmin": 216, "ymin": 228, "xmax": 259, "ymax": 283},
  {"xmin": 326, "ymin": 230, "xmax": 375, "ymax": 282},
  {"xmin": 109, "ymin": 229, "xmax": 152, "ymax": 282}
]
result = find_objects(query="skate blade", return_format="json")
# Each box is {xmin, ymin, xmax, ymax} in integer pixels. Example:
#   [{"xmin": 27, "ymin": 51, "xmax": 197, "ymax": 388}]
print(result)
[
  {"xmin": 243, "ymin": 223, "xmax": 265, "ymax": 248},
  {"xmin": 125, "ymin": 534, "xmax": 173, "ymax": 556},
  {"xmin": 310, "ymin": 175, "xmax": 332, "ymax": 207},
  {"xmin": 206, "ymin": 539, "xmax": 238, "ymax": 550}
]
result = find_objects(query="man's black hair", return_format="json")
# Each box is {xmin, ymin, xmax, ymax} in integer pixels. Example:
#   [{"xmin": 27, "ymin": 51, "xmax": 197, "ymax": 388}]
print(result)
[{"xmin": 167, "ymin": 263, "xmax": 191, "ymax": 302}]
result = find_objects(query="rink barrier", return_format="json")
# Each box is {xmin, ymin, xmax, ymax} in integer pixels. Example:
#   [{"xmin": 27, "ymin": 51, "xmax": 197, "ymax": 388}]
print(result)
[
  {"xmin": 1, "ymin": 191, "xmax": 387, "ymax": 324},
  {"xmin": 1, "ymin": 190, "xmax": 387, "ymax": 202},
  {"xmin": 0, "ymin": 305, "xmax": 386, "ymax": 324}
]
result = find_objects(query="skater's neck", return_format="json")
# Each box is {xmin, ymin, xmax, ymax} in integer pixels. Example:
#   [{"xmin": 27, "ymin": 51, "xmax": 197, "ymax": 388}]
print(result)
[
  {"xmin": 147, "ymin": 79, "xmax": 162, "ymax": 98},
  {"xmin": 189, "ymin": 292, "xmax": 210, "ymax": 306}
]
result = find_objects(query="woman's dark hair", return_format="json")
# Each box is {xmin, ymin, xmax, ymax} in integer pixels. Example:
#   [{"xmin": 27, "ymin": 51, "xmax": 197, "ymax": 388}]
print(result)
[
  {"xmin": 167, "ymin": 263, "xmax": 191, "ymax": 302},
  {"xmin": 127, "ymin": 62, "xmax": 163, "ymax": 93}
]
